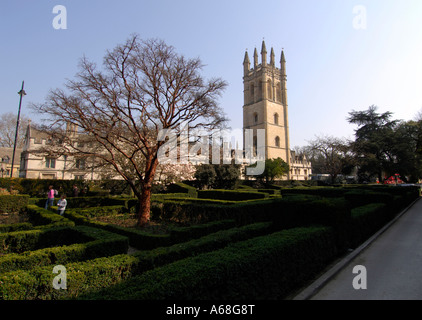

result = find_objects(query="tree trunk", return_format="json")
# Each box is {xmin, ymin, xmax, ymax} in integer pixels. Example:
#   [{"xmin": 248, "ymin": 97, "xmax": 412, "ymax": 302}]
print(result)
[
  {"xmin": 137, "ymin": 157, "xmax": 159, "ymax": 227},
  {"xmin": 138, "ymin": 185, "xmax": 152, "ymax": 227}
]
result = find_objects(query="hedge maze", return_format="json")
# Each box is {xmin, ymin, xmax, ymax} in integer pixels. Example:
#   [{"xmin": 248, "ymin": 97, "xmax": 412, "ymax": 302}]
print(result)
[{"xmin": 0, "ymin": 182, "xmax": 420, "ymax": 300}]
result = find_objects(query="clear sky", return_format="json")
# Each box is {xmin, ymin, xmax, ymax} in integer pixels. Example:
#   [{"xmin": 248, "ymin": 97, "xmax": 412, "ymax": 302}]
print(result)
[{"xmin": 1, "ymin": 0, "xmax": 422, "ymax": 147}]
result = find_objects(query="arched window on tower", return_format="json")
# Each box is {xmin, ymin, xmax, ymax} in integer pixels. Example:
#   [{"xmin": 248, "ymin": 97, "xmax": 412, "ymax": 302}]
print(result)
[
  {"xmin": 253, "ymin": 112, "xmax": 258, "ymax": 124},
  {"xmin": 250, "ymin": 83, "xmax": 255, "ymax": 103},
  {"xmin": 275, "ymin": 136, "xmax": 280, "ymax": 148},
  {"xmin": 267, "ymin": 79, "xmax": 272, "ymax": 100},
  {"xmin": 274, "ymin": 113, "xmax": 279, "ymax": 125},
  {"xmin": 276, "ymin": 82, "xmax": 282, "ymax": 102},
  {"xmin": 257, "ymin": 81, "xmax": 262, "ymax": 101}
]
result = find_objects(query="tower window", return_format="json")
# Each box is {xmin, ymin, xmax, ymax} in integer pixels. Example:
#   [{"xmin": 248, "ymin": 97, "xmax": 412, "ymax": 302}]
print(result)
[
  {"xmin": 45, "ymin": 157, "xmax": 56, "ymax": 169},
  {"xmin": 274, "ymin": 113, "xmax": 279, "ymax": 125},
  {"xmin": 253, "ymin": 113, "xmax": 258, "ymax": 124},
  {"xmin": 250, "ymin": 83, "xmax": 255, "ymax": 103},
  {"xmin": 267, "ymin": 80, "xmax": 272, "ymax": 100},
  {"xmin": 275, "ymin": 136, "xmax": 280, "ymax": 147}
]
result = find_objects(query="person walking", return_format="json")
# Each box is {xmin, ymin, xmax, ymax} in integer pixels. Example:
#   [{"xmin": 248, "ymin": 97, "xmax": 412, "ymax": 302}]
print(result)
[
  {"xmin": 57, "ymin": 195, "xmax": 67, "ymax": 216},
  {"xmin": 45, "ymin": 185, "xmax": 55, "ymax": 210}
]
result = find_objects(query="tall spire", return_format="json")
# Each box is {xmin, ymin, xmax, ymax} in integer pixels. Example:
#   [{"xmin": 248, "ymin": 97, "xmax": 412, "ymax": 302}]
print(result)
[
  {"xmin": 270, "ymin": 47, "xmax": 275, "ymax": 67},
  {"xmin": 261, "ymin": 40, "xmax": 267, "ymax": 66},
  {"xmin": 253, "ymin": 48, "xmax": 258, "ymax": 68},
  {"xmin": 243, "ymin": 50, "xmax": 250, "ymax": 74},
  {"xmin": 280, "ymin": 49, "xmax": 287, "ymax": 79}
]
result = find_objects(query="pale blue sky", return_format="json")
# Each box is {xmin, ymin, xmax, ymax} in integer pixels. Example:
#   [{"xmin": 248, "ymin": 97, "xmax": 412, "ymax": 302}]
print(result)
[{"xmin": 1, "ymin": 0, "xmax": 422, "ymax": 147}]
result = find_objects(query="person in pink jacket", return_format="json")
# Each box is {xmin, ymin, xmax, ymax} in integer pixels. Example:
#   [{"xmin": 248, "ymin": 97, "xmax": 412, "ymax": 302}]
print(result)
[{"xmin": 45, "ymin": 185, "xmax": 55, "ymax": 210}]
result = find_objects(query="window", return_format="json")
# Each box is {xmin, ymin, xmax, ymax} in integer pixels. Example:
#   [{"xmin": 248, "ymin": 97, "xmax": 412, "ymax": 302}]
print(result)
[
  {"xmin": 274, "ymin": 113, "xmax": 279, "ymax": 125},
  {"xmin": 253, "ymin": 113, "xmax": 258, "ymax": 124},
  {"xmin": 267, "ymin": 80, "xmax": 272, "ymax": 100},
  {"xmin": 75, "ymin": 159, "xmax": 86, "ymax": 170},
  {"xmin": 275, "ymin": 136, "xmax": 280, "ymax": 147},
  {"xmin": 45, "ymin": 157, "xmax": 56, "ymax": 168}
]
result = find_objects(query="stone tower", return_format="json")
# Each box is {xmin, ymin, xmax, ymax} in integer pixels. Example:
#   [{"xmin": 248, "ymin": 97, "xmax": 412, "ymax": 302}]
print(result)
[{"xmin": 243, "ymin": 40, "xmax": 291, "ymax": 177}]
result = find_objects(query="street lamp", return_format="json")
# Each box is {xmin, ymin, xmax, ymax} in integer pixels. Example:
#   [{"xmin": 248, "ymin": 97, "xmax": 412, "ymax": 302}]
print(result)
[{"xmin": 10, "ymin": 81, "xmax": 26, "ymax": 178}]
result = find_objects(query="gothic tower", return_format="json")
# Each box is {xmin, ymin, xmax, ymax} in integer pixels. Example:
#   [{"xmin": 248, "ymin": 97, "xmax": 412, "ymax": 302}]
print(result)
[{"xmin": 243, "ymin": 40, "xmax": 291, "ymax": 178}]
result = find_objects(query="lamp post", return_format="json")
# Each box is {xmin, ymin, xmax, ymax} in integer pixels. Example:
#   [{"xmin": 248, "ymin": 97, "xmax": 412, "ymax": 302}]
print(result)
[{"xmin": 10, "ymin": 81, "xmax": 26, "ymax": 178}]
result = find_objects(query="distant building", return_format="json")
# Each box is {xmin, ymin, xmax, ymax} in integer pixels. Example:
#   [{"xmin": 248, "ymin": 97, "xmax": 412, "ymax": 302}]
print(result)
[
  {"xmin": 0, "ymin": 147, "xmax": 22, "ymax": 178},
  {"xmin": 242, "ymin": 41, "xmax": 312, "ymax": 180},
  {"xmin": 19, "ymin": 122, "xmax": 100, "ymax": 180}
]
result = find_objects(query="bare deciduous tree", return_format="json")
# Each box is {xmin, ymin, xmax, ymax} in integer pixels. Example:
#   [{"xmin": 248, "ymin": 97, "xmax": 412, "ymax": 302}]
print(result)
[
  {"xmin": 305, "ymin": 135, "xmax": 352, "ymax": 183},
  {"xmin": 0, "ymin": 112, "xmax": 31, "ymax": 148},
  {"xmin": 31, "ymin": 35, "xmax": 228, "ymax": 226}
]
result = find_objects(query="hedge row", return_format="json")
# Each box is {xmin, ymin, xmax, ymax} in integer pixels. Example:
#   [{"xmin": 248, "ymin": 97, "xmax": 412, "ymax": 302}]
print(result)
[
  {"xmin": 0, "ymin": 221, "xmax": 276, "ymax": 300},
  {"xmin": 0, "ymin": 226, "xmax": 128, "ymax": 273},
  {"xmin": 80, "ymin": 226, "xmax": 337, "ymax": 300},
  {"xmin": 349, "ymin": 203, "xmax": 391, "ymax": 248},
  {"xmin": 0, "ymin": 223, "xmax": 33, "ymax": 234},
  {"xmin": 0, "ymin": 195, "xmax": 30, "ymax": 214},
  {"xmin": 165, "ymin": 183, "xmax": 197, "ymax": 198},
  {"xmin": 64, "ymin": 206, "xmax": 127, "ymax": 218},
  {"xmin": 0, "ymin": 227, "xmax": 86, "ymax": 255},
  {"xmin": 63, "ymin": 210, "xmax": 239, "ymax": 250},
  {"xmin": 26, "ymin": 205, "xmax": 75, "ymax": 229},
  {"xmin": 197, "ymin": 189, "xmax": 269, "ymax": 201}
]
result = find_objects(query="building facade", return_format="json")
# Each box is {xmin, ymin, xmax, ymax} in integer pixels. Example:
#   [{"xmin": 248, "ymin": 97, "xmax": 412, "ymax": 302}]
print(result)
[{"xmin": 242, "ymin": 41, "xmax": 312, "ymax": 180}]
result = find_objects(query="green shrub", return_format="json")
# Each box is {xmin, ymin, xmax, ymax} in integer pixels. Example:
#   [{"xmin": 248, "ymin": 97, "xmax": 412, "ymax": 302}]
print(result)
[
  {"xmin": 64, "ymin": 210, "xmax": 171, "ymax": 250},
  {"xmin": 0, "ymin": 227, "xmax": 87, "ymax": 255},
  {"xmin": 166, "ymin": 183, "xmax": 197, "ymax": 198},
  {"xmin": 0, "ymin": 226, "xmax": 128, "ymax": 273},
  {"xmin": 26, "ymin": 205, "xmax": 75, "ymax": 229},
  {"xmin": 80, "ymin": 226, "xmax": 337, "ymax": 300},
  {"xmin": 349, "ymin": 203, "xmax": 389, "ymax": 248},
  {"xmin": 197, "ymin": 189, "xmax": 268, "ymax": 201},
  {"xmin": 0, "ymin": 222, "xmax": 275, "ymax": 299},
  {"xmin": 0, "ymin": 195, "xmax": 30, "ymax": 213},
  {"xmin": 0, "ymin": 223, "xmax": 33, "ymax": 234}
]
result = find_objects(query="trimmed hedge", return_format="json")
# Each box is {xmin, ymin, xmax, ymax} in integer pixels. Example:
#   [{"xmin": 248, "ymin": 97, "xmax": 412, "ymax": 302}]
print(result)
[
  {"xmin": 166, "ymin": 183, "xmax": 197, "ymax": 198},
  {"xmin": 26, "ymin": 205, "xmax": 75, "ymax": 229},
  {"xmin": 198, "ymin": 189, "xmax": 268, "ymax": 201},
  {"xmin": 0, "ymin": 195, "xmax": 30, "ymax": 213},
  {"xmin": 80, "ymin": 226, "xmax": 337, "ymax": 300},
  {"xmin": 0, "ymin": 221, "xmax": 275, "ymax": 300},
  {"xmin": 349, "ymin": 203, "xmax": 390, "ymax": 248},
  {"xmin": 0, "ymin": 227, "xmax": 88, "ymax": 255},
  {"xmin": 63, "ymin": 210, "xmax": 171, "ymax": 250},
  {"xmin": 0, "ymin": 226, "xmax": 128, "ymax": 273},
  {"xmin": 0, "ymin": 223, "xmax": 33, "ymax": 234}
]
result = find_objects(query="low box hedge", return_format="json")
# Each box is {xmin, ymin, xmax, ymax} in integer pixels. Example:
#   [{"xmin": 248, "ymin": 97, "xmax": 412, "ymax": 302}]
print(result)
[
  {"xmin": 0, "ymin": 226, "xmax": 128, "ymax": 273},
  {"xmin": 197, "ymin": 189, "xmax": 268, "ymax": 201},
  {"xmin": 0, "ymin": 221, "xmax": 275, "ymax": 299},
  {"xmin": 26, "ymin": 205, "xmax": 75, "ymax": 229},
  {"xmin": 0, "ymin": 223, "xmax": 33, "ymax": 234},
  {"xmin": 349, "ymin": 203, "xmax": 390, "ymax": 248},
  {"xmin": 0, "ymin": 195, "xmax": 30, "ymax": 214},
  {"xmin": 80, "ymin": 226, "xmax": 337, "ymax": 300},
  {"xmin": 0, "ymin": 227, "xmax": 89, "ymax": 255}
]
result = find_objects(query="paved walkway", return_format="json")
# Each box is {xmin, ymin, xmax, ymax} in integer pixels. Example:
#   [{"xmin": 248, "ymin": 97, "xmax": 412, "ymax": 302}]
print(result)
[{"xmin": 294, "ymin": 197, "xmax": 422, "ymax": 300}]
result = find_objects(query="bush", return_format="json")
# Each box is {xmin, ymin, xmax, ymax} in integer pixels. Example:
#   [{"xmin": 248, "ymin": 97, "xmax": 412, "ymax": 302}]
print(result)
[
  {"xmin": 349, "ymin": 203, "xmax": 390, "ymax": 248},
  {"xmin": 0, "ymin": 222, "xmax": 275, "ymax": 299},
  {"xmin": 26, "ymin": 205, "xmax": 75, "ymax": 229},
  {"xmin": 0, "ymin": 195, "xmax": 30, "ymax": 213},
  {"xmin": 80, "ymin": 226, "xmax": 337, "ymax": 300},
  {"xmin": 197, "ymin": 189, "xmax": 268, "ymax": 201},
  {"xmin": 165, "ymin": 183, "xmax": 197, "ymax": 198}
]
